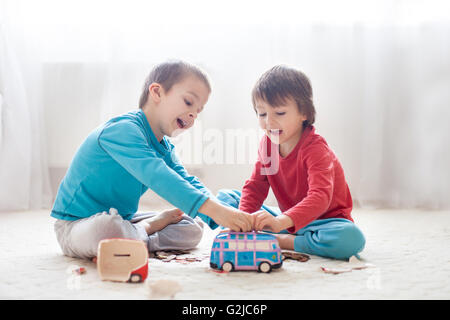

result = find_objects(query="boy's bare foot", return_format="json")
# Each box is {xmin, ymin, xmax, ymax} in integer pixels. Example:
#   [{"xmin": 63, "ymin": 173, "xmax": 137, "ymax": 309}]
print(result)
[
  {"xmin": 274, "ymin": 234, "xmax": 295, "ymax": 250},
  {"xmin": 138, "ymin": 208, "xmax": 184, "ymax": 235}
]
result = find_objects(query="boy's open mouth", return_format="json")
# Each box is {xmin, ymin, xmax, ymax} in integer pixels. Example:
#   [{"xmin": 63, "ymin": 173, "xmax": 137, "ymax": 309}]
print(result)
[
  {"xmin": 268, "ymin": 129, "xmax": 283, "ymax": 135},
  {"xmin": 176, "ymin": 118, "xmax": 187, "ymax": 129}
]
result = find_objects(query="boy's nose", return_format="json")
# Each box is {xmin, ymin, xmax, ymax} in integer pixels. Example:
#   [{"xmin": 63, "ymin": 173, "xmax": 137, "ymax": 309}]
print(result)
[
  {"xmin": 266, "ymin": 115, "xmax": 276, "ymax": 127},
  {"xmin": 189, "ymin": 112, "xmax": 197, "ymax": 119}
]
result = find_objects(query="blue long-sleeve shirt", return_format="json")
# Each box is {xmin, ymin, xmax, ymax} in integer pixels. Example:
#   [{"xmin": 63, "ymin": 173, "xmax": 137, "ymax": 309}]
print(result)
[{"xmin": 51, "ymin": 110, "xmax": 218, "ymax": 229}]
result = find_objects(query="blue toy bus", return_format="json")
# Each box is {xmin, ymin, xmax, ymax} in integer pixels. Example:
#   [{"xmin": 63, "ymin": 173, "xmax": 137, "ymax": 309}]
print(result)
[{"xmin": 210, "ymin": 231, "xmax": 282, "ymax": 273}]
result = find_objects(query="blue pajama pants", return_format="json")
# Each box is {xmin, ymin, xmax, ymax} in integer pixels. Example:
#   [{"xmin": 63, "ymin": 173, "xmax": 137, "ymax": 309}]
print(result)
[{"xmin": 216, "ymin": 189, "xmax": 366, "ymax": 260}]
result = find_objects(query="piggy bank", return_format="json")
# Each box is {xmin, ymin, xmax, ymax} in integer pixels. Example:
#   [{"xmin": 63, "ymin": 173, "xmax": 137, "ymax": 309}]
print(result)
[
  {"xmin": 210, "ymin": 231, "xmax": 282, "ymax": 273},
  {"xmin": 97, "ymin": 238, "xmax": 148, "ymax": 282}
]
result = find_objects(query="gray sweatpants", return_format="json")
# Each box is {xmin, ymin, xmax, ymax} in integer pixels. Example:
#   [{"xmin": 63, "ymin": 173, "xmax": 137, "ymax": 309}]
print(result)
[{"xmin": 54, "ymin": 208, "xmax": 204, "ymax": 260}]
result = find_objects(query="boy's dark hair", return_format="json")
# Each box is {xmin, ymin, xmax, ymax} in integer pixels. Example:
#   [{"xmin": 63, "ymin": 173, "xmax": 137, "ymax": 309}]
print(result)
[
  {"xmin": 252, "ymin": 65, "xmax": 315, "ymax": 128},
  {"xmin": 139, "ymin": 60, "xmax": 211, "ymax": 109}
]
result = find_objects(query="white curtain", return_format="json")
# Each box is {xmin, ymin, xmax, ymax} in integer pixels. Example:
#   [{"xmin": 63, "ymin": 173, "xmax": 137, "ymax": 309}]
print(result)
[
  {"xmin": 1, "ymin": 0, "xmax": 449, "ymax": 211},
  {"xmin": 0, "ymin": 6, "xmax": 53, "ymax": 211}
]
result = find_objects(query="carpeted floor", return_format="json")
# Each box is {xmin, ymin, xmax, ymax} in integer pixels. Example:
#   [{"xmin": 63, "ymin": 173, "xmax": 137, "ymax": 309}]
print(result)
[{"xmin": 1, "ymin": 207, "xmax": 449, "ymax": 300}]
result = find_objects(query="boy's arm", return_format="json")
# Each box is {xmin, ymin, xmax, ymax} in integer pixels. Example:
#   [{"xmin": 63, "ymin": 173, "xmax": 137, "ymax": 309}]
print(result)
[
  {"xmin": 98, "ymin": 122, "xmax": 210, "ymax": 219},
  {"xmin": 98, "ymin": 122, "xmax": 252, "ymax": 231},
  {"xmin": 166, "ymin": 143, "xmax": 220, "ymax": 229},
  {"xmin": 198, "ymin": 198, "xmax": 253, "ymax": 232},
  {"xmin": 282, "ymin": 143, "xmax": 335, "ymax": 233}
]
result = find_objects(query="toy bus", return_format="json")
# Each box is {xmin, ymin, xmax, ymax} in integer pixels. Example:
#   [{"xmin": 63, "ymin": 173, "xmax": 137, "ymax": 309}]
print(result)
[
  {"xmin": 97, "ymin": 238, "xmax": 148, "ymax": 283},
  {"xmin": 210, "ymin": 231, "xmax": 282, "ymax": 273}
]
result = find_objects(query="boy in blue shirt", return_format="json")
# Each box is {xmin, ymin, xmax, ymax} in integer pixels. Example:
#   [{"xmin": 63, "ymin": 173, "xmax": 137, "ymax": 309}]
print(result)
[{"xmin": 52, "ymin": 61, "xmax": 253, "ymax": 259}]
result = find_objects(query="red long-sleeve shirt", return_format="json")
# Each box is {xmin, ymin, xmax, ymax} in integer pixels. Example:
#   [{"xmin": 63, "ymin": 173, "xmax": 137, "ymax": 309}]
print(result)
[{"xmin": 239, "ymin": 126, "xmax": 353, "ymax": 233}]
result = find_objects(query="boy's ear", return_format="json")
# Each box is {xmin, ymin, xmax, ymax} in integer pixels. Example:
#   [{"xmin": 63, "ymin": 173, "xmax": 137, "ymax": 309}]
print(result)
[
  {"xmin": 148, "ymin": 83, "xmax": 163, "ymax": 104},
  {"xmin": 298, "ymin": 111, "xmax": 307, "ymax": 122}
]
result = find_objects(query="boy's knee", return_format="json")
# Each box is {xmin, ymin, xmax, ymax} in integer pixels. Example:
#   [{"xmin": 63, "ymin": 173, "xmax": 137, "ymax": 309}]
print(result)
[
  {"xmin": 332, "ymin": 223, "xmax": 366, "ymax": 259},
  {"xmin": 216, "ymin": 189, "xmax": 241, "ymax": 208},
  {"xmin": 180, "ymin": 220, "xmax": 204, "ymax": 248},
  {"xmin": 93, "ymin": 212, "xmax": 129, "ymax": 240},
  {"xmin": 187, "ymin": 229, "xmax": 203, "ymax": 248},
  {"xmin": 153, "ymin": 216, "xmax": 204, "ymax": 250},
  {"xmin": 67, "ymin": 210, "xmax": 132, "ymax": 259}
]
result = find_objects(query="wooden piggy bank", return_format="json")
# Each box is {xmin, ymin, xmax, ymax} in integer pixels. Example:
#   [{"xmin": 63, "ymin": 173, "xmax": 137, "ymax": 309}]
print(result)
[{"xmin": 97, "ymin": 238, "xmax": 148, "ymax": 283}]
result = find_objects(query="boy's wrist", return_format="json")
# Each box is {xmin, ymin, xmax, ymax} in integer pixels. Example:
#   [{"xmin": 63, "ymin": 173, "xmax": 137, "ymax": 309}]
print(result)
[
  {"xmin": 199, "ymin": 198, "xmax": 220, "ymax": 219},
  {"xmin": 277, "ymin": 214, "xmax": 294, "ymax": 230}
]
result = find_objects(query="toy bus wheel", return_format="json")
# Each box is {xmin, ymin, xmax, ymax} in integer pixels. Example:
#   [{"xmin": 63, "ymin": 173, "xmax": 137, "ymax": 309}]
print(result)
[
  {"xmin": 222, "ymin": 262, "xmax": 234, "ymax": 272},
  {"xmin": 258, "ymin": 262, "xmax": 272, "ymax": 273},
  {"xmin": 129, "ymin": 274, "xmax": 142, "ymax": 283}
]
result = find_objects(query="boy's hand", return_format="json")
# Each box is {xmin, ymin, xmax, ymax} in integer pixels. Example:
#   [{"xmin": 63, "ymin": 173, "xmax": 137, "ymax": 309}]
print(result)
[
  {"xmin": 213, "ymin": 207, "xmax": 253, "ymax": 232},
  {"xmin": 243, "ymin": 212, "xmax": 255, "ymax": 230},
  {"xmin": 253, "ymin": 211, "xmax": 294, "ymax": 233},
  {"xmin": 199, "ymin": 198, "xmax": 253, "ymax": 232}
]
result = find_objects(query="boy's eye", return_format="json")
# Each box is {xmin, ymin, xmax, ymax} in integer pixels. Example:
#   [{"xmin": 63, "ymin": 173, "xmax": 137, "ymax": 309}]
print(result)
[
  {"xmin": 184, "ymin": 99, "xmax": 192, "ymax": 106},
  {"xmin": 258, "ymin": 113, "xmax": 267, "ymax": 117},
  {"xmin": 276, "ymin": 112, "xmax": 286, "ymax": 116}
]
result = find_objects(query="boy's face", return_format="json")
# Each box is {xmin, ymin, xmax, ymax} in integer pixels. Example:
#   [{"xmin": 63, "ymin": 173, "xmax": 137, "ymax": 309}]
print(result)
[
  {"xmin": 254, "ymin": 97, "xmax": 307, "ymax": 148},
  {"xmin": 153, "ymin": 75, "xmax": 210, "ymax": 138}
]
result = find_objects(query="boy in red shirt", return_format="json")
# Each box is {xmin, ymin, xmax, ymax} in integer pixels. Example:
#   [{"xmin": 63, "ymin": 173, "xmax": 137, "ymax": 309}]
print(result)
[{"xmin": 217, "ymin": 65, "xmax": 365, "ymax": 260}]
